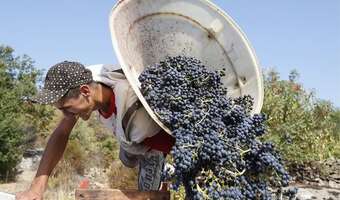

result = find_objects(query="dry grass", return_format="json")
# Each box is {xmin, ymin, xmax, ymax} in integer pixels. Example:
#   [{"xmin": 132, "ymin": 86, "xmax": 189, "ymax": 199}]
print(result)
[{"xmin": 107, "ymin": 160, "xmax": 138, "ymax": 190}]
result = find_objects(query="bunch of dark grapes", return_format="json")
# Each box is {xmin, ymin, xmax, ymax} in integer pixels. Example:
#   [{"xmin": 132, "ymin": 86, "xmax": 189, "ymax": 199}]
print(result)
[{"xmin": 139, "ymin": 56, "xmax": 296, "ymax": 200}]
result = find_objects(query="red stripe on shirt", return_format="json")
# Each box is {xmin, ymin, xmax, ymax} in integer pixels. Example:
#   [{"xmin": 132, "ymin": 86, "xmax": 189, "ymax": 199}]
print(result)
[
  {"xmin": 142, "ymin": 130, "xmax": 175, "ymax": 154},
  {"xmin": 98, "ymin": 90, "xmax": 116, "ymax": 118}
]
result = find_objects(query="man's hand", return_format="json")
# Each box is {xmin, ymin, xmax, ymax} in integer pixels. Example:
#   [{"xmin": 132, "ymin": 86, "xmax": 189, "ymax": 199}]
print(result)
[
  {"xmin": 16, "ymin": 176, "xmax": 47, "ymax": 200},
  {"xmin": 15, "ymin": 189, "xmax": 43, "ymax": 200},
  {"xmin": 16, "ymin": 115, "xmax": 78, "ymax": 200}
]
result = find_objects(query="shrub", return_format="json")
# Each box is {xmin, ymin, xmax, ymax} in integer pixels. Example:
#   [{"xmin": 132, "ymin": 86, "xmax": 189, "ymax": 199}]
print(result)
[
  {"xmin": 262, "ymin": 69, "xmax": 339, "ymax": 164},
  {"xmin": 0, "ymin": 45, "xmax": 53, "ymax": 181}
]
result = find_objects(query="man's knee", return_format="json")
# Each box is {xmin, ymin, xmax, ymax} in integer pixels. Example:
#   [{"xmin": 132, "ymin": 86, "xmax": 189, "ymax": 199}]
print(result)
[{"xmin": 138, "ymin": 150, "xmax": 165, "ymax": 191}]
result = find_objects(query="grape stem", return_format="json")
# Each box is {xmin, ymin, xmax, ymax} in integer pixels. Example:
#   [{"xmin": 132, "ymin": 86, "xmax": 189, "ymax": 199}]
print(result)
[
  {"xmin": 170, "ymin": 96, "xmax": 182, "ymax": 100},
  {"xmin": 240, "ymin": 149, "xmax": 251, "ymax": 156},
  {"xmin": 196, "ymin": 184, "xmax": 209, "ymax": 200},
  {"xmin": 223, "ymin": 168, "xmax": 246, "ymax": 177},
  {"xmin": 196, "ymin": 107, "xmax": 210, "ymax": 125}
]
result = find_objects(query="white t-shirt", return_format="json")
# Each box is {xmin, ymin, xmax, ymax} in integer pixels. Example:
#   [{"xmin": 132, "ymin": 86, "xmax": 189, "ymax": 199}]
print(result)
[{"xmin": 86, "ymin": 64, "xmax": 161, "ymax": 155}]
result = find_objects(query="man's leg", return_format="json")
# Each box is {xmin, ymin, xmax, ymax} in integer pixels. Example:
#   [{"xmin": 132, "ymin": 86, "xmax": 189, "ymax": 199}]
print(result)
[{"xmin": 138, "ymin": 150, "xmax": 165, "ymax": 191}]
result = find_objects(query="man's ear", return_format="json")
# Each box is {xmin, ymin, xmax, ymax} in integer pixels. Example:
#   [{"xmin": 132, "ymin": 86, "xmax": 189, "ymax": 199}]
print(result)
[{"xmin": 79, "ymin": 84, "xmax": 91, "ymax": 97}]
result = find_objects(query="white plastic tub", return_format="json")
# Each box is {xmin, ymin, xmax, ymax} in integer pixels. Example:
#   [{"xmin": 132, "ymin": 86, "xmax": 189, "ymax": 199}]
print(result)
[{"xmin": 109, "ymin": 0, "xmax": 263, "ymax": 134}]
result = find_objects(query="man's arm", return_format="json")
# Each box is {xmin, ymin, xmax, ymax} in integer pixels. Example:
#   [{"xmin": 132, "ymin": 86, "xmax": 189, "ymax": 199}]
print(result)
[{"xmin": 16, "ymin": 115, "xmax": 78, "ymax": 200}]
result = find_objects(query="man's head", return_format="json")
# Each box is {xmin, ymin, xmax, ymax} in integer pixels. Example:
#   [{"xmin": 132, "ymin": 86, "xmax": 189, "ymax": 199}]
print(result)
[{"xmin": 31, "ymin": 61, "xmax": 98, "ymax": 120}]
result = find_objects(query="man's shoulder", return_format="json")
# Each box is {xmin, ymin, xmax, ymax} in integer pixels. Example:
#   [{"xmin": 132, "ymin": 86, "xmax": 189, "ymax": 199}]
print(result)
[
  {"xmin": 86, "ymin": 64, "xmax": 121, "ymax": 74},
  {"xmin": 86, "ymin": 64, "xmax": 126, "ymax": 85}
]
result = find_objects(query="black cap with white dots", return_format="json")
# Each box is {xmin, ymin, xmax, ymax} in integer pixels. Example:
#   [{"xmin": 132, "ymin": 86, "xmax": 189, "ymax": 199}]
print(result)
[{"xmin": 30, "ymin": 61, "xmax": 93, "ymax": 104}]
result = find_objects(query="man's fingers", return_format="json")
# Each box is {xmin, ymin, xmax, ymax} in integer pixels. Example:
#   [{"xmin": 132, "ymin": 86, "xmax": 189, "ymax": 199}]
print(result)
[{"xmin": 15, "ymin": 191, "xmax": 42, "ymax": 200}]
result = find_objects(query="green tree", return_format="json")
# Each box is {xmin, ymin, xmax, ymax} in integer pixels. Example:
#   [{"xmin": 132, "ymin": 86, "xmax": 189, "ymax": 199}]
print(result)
[
  {"xmin": 330, "ymin": 109, "xmax": 340, "ymax": 157},
  {"xmin": 262, "ymin": 68, "xmax": 339, "ymax": 165},
  {"xmin": 0, "ymin": 45, "xmax": 54, "ymax": 181},
  {"xmin": 331, "ymin": 109, "xmax": 340, "ymax": 137}
]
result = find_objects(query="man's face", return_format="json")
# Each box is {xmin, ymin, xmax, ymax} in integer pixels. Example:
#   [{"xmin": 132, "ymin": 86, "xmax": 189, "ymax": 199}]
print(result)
[{"xmin": 55, "ymin": 85, "xmax": 96, "ymax": 120}]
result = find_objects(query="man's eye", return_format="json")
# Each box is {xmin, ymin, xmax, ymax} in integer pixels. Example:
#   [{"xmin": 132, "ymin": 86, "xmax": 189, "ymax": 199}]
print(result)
[
  {"xmin": 62, "ymin": 109, "xmax": 73, "ymax": 115},
  {"xmin": 66, "ymin": 110, "xmax": 75, "ymax": 114}
]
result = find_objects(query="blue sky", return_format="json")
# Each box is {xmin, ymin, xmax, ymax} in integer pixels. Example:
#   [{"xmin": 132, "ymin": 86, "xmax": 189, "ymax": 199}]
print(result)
[{"xmin": 1, "ymin": 0, "xmax": 339, "ymax": 107}]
